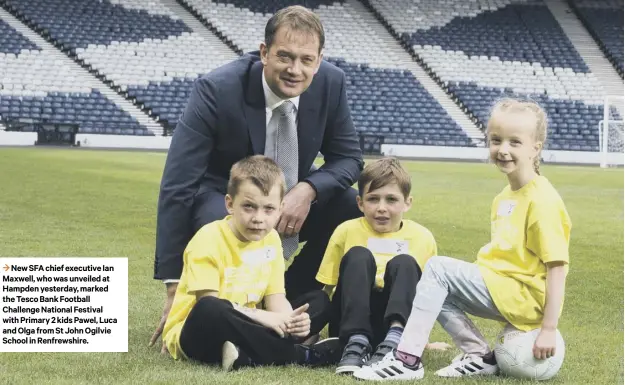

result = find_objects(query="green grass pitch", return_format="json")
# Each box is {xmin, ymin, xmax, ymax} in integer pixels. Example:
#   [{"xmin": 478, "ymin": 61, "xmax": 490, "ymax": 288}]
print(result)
[{"xmin": 0, "ymin": 147, "xmax": 622, "ymax": 385}]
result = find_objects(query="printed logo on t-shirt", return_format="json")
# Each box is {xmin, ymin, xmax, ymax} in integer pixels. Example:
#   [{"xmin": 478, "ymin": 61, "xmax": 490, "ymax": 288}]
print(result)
[
  {"xmin": 223, "ymin": 262, "xmax": 271, "ymax": 307},
  {"xmin": 247, "ymin": 293, "xmax": 261, "ymax": 304},
  {"xmin": 497, "ymin": 200, "xmax": 517, "ymax": 217},
  {"xmin": 367, "ymin": 238, "xmax": 409, "ymax": 255},
  {"xmin": 491, "ymin": 217, "xmax": 518, "ymax": 251}
]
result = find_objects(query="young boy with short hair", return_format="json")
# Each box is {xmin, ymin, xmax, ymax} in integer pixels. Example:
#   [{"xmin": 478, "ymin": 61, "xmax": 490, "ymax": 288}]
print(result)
[
  {"xmin": 315, "ymin": 157, "xmax": 441, "ymax": 375},
  {"xmin": 163, "ymin": 155, "xmax": 341, "ymax": 370}
]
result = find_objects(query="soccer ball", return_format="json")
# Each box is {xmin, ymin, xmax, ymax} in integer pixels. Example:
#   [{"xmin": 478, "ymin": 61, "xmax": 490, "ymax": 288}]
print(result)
[{"xmin": 494, "ymin": 326, "xmax": 565, "ymax": 381}]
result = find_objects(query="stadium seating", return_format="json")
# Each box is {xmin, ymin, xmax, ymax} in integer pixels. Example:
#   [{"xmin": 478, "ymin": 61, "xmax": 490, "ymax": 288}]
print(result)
[
  {"xmin": 2, "ymin": 0, "xmax": 236, "ymax": 129},
  {"xmin": 1, "ymin": 0, "xmax": 620, "ymax": 153},
  {"xmin": 569, "ymin": 0, "xmax": 624, "ymax": 77},
  {"xmin": 365, "ymin": 0, "xmax": 609, "ymax": 151},
  {"xmin": 0, "ymin": 18, "xmax": 149, "ymax": 135},
  {"xmin": 179, "ymin": 0, "xmax": 475, "ymax": 149},
  {"xmin": 329, "ymin": 59, "xmax": 473, "ymax": 147},
  {"xmin": 0, "ymin": 17, "xmax": 37, "ymax": 54}
]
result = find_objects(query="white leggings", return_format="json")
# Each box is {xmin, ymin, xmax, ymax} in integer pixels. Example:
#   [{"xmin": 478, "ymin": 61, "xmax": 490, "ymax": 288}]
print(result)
[{"xmin": 398, "ymin": 256, "xmax": 511, "ymax": 358}]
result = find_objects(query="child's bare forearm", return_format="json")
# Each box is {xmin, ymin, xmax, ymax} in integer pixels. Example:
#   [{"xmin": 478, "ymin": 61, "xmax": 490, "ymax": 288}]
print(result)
[
  {"xmin": 232, "ymin": 303, "xmax": 270, "ymax": 324},
  {"xmin": 264, "ymin": 293, "xmax": 293, "ymax": 314},
  {"xmin": 542, "ymin": 262, "xmax": 567, "ymax": 330},
  {"xmin": 193, "ymin": 290, "xmax": 270, "ymax": 325}
]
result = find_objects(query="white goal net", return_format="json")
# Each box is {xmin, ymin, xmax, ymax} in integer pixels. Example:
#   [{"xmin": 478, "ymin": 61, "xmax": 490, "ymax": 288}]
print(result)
[{"xmin": 599, "ymin": 96, "xmax": 624, "ymax": 168}]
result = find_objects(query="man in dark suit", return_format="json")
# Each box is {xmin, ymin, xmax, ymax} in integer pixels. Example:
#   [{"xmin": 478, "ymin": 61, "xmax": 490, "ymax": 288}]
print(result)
[{"xmin": 150, "ymin": 6, "xmax": 363, "ymax": 348}]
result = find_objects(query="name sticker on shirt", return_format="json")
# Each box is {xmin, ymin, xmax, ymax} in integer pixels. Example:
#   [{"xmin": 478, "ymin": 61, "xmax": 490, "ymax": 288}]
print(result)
[
  {"xmin": 367, "ymin": 238, "xmax": 409, "ymax": 255},
  {"xmin": 497, "ymin": 200, "xmax": 517, "ymax": 217},
  {"xmin": 241, "ymin": 246, "xmax": 276, "ymax": 265}
]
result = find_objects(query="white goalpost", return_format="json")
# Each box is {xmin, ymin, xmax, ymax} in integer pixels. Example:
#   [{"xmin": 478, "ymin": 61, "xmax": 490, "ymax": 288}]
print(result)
[{"xmin": 598, "ymin": 95, "xmax": 624, "ymax": 168}]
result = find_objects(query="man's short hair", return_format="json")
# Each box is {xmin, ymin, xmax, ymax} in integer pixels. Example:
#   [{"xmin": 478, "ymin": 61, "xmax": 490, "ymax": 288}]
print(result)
[
  {"xmin": 265, "ymin": 5, "xmax": 325, "ymax": 53},
  {"xmin": 358, "ymin": 157, "xmax": 411, "ymax": 198},
  {"xmin": 227, "ymin": 155, "xmax": 286, "ymax": 199}
]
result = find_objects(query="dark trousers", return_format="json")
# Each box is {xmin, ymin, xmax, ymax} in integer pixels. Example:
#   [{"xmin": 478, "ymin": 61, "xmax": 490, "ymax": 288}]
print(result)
[
  {"xmin": 329, "ymin": 246, "xmax": 421, "ymax": 347},
  {"xmin": 179, "ymin": 290, "xmax": 331, "ymax": 365},
  {"xmin": 192, "ymin": 187, "xmax": 362, "ymax": 301}
]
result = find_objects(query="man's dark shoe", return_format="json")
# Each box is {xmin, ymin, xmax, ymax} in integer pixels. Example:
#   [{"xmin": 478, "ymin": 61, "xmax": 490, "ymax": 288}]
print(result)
[{"xmin": 297, "ymin": 337, "xmax": 342, "ymax": 367}]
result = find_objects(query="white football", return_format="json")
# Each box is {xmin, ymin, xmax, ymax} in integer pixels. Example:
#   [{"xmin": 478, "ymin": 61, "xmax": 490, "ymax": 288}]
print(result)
[{"xmin": 494, "ymin": 327, "xmax": 565, "ymax": 381}]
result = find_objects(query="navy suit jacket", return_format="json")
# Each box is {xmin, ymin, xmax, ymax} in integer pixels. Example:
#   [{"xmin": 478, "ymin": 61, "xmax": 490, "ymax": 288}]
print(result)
[{"xmin": 154, "ymin": 52, "xmax": 363, "ymax": 280}]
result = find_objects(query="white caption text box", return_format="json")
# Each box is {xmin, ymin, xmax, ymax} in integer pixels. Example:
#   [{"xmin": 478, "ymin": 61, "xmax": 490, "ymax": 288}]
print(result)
[{"xmin": 0, "ymin": 258, "xmax": 128, "ymax": 352}]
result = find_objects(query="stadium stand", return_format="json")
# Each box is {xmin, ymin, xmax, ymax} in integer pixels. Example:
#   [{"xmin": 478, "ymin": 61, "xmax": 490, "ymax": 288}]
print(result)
[
  {"xmin": 178, "ymin": 0, "xmax": 476, "ymax": 152},
  {"xmin": 0, "ymin": 0, "xmax": 621, "ymax": 155},
  {"xmin": 364, "ymin": 0, "xmax": 611, "ymax": 151},
  {"xmin": 568, "ymin": 0, "xmax": 624, "ymax": 77},
  {"xmin": 0, "ymin": 18, "xmax": 149, "ymax": 136},
  {"xmin": 1, "ymin": 0, "xmax": 235, "ymax": 130}
]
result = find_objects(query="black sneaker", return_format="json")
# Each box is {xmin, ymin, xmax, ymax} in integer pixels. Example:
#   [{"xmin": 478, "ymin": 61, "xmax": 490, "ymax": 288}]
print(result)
[
  {"xmin": 335, "ymin": 339, "xmax": 372, "ymax": 374},
  {"xmin": 221, "ymin": 341, "xmax": 253, "ymax": 371},
  {"xmin": 365, "ymin": 340, "xmax": 398, "ymax": 366},
  {"xmin": 298, "ymin": 337, "xmax": 343, "ymax": 367}
]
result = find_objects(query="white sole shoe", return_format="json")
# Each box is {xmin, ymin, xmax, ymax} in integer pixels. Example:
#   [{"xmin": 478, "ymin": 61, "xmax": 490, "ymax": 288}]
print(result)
[
  {"xmin": 435, "ymin": 354, "xmax": 498, "ymax": 377},
  {"xmin": 353, "ymin": 352, "xmax": 425, "ymax": 381},
  {"xmin": 335, "ymin": 364, "xmax": 362, "ymax": 375},
  {"xmin": 221, "ymin": 341, "xmax": 239, "ymax": 371}
]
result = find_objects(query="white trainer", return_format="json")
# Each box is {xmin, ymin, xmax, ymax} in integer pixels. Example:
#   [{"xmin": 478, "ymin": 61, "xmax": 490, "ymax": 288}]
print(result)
[
  {"xmin": 435, "ymin": 353, "xmax": 498, "ymax": 377},
  {"xmin": 221, "ymin": 341, "xmax": 240, "ymax": 371},
  {"xmin": 353, "ymin": 351, "xmax": 424, "ymax": 381}
]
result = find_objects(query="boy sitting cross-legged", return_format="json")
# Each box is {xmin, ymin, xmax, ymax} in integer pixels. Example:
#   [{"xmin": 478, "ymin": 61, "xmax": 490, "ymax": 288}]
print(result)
[
  {"xmin": 316, "ymin": 157, "xmax": 447, "ymax": 375},
  {"xmin": 162, "ymin": 155, "xmax": 341, "ymax": 370}
]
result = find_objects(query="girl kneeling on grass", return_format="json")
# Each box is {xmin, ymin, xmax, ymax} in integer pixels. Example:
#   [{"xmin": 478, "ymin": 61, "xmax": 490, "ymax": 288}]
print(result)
[{"xmin": 355, "ymin": 98, "xmax": 571, "ymax": 381}]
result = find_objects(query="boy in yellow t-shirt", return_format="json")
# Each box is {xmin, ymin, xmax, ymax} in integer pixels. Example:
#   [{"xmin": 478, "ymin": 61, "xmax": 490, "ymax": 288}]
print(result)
[
  {"xmin": 355, "ymin": 99, "xmax": 571, "ymax": 381},
  {"xmin": 162, "ymin": 155, "xmax": 341, "ymax": 370},
  {"xmin": 315, "ymin": 157, "xmax": 439, "ymax": 375}
]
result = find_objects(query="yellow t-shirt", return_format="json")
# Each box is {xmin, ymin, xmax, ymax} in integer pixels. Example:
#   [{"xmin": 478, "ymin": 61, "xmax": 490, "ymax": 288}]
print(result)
[
  {"xmin": 476, "ymin": 176, "xmax": 571, "ymax": 331},
  {"xmin": 163, "ymin": 216, "xmax": 285, "ymax": 360},
  {"xmin": 316, "ymin": 217, "xmax": 437, "ymax": 289}
]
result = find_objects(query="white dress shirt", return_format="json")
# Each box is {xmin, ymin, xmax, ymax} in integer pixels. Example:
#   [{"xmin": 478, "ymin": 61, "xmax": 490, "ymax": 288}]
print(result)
[{"xmin": 262, "ymin": 71, "xmax": 300, "ymax": 159}]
